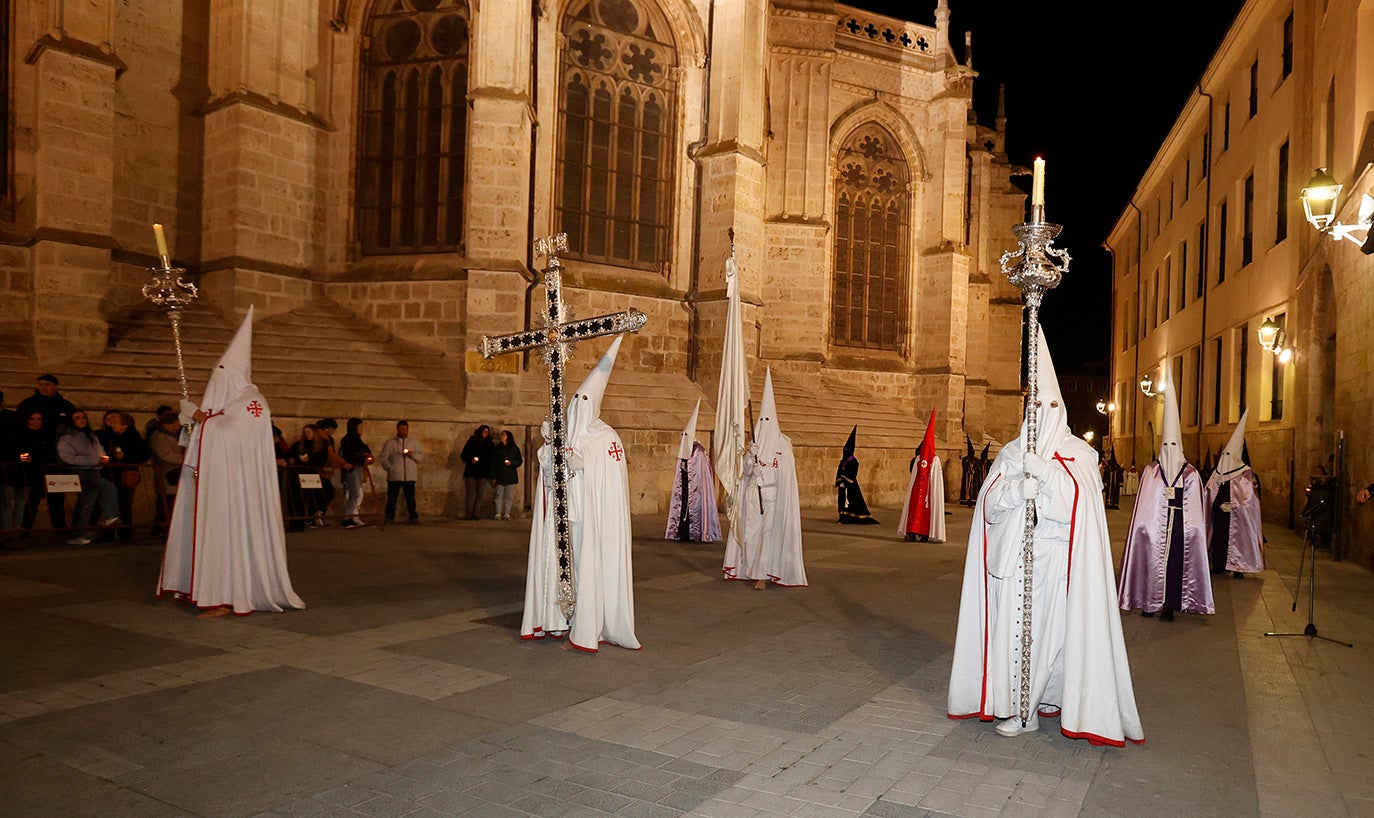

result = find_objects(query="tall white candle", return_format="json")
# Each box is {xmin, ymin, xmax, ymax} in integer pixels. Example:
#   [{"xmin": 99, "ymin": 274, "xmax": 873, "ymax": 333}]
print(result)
[
  {"xmin": 153, "ymin": 223, "xmax": 169, "ymax": 259},
  {"xmin": 1031, "ymin": 157, "xmax": 1045, "ymax": 207}
]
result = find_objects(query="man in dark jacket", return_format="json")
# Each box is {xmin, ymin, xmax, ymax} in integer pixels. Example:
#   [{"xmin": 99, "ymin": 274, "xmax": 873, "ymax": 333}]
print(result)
[{"xmin": 16, "ymin": 375, "xmax": 73, "ymax": 530}]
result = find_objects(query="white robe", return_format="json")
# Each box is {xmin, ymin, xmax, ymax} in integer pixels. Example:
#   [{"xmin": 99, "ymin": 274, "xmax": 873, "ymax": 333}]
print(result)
[
  {"xmin": 948, "ymin": 435, "xmax": 1143, "ymax": 746},
  {"xmin": 723, "ymin": 436, "xmax": 806, "ymax": 586},
  {"xmin": 157, "ymin": 387, "xmax": 304, "ymax": 614},
  {"xmin": 897, "ymin": 455, "xmax": 946, "ymax": 542},
  {"xmin": 521, "ymin": 423, "xmax": 639, "ymax": 652}
]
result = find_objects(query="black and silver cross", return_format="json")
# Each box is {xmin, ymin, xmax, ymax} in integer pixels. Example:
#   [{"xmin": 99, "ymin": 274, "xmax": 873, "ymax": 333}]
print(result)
[{"xmin": 480, "ymin": 233, "xmax": 646, "ymax": 621}]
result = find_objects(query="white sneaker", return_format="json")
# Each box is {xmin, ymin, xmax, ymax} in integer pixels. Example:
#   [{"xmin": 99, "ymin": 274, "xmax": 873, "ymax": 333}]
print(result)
[
  {"xmin": 994, "ymin": 714, "xmax": 1040, "ymax": 737},
  {"xmin": 66, "ymin": 536, "xmax": 92, "ymax": 546}
]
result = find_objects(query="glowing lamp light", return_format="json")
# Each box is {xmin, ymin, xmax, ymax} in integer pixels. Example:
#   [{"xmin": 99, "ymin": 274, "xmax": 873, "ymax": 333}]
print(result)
[
  {"xmin": 1278, "ymin": 346, "xmax": 1295, "ymax": 364},
  {"xmin": 1258, "ymin": 317, "xmax": 1281, "ymax": 351},
  {"xmin": 1301, "ymin": 168, "xmax": 1342, "ymax": 233},
  {"xmin": 1084, "ymin": 430, "xmax": 1095, "ymax": 443}
]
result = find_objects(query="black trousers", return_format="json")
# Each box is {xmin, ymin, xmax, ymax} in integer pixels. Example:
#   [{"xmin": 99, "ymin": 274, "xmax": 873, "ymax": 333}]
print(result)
[{"xmin": 386, "ymin": 481, "xmax": 417, "ymax": 522}]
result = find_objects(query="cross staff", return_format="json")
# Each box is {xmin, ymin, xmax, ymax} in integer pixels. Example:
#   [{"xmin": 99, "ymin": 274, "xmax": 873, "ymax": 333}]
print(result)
[
  {"xmin": 480, "ymin": 233, "xmax": 647, "ymax": 621},
  {"xmin": 998, "ymin": 203, "xmax": 1070, "ymax": 728}
]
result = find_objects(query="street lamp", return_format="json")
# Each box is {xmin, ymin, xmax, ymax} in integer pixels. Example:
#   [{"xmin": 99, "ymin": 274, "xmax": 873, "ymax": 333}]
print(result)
[
  {"xmin": 1095, "ymin": 399, "xmax": 1116, "ymax": 415},
  {"xmin": 1301, "ymin": 167, "xmax": 1374, "ymax": 248},
  {"xmin": 1083, "ymin": 430, "xmax": 1095, "ymax": 444},
  {"xmin": 1258, "ymin": 316, "xmax": 1282, "ymax": 351},
  {"xmin": 1258, "ymin": 317, "xmax": 1295, "ymax": 361},
  {"xmin": 1139, "ymin": 372, "xmax": 1154, "ymax": 397}
]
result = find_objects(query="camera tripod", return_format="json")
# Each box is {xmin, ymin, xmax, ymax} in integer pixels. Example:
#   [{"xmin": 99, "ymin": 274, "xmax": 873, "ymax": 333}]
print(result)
[{"xmin": 1264, "ymin": 499, "xmax": 1352, "ymax": 647}]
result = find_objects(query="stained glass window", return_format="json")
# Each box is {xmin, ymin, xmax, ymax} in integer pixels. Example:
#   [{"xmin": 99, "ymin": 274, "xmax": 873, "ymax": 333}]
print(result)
[
  {"xmin": 832, "ymin": 124, "xmax": 910, "ymax": 352},
  {"xmin": 357, "ymin": 0, "xmax": 469, "ymax": 255},
  {"xmin": 557, "ymin": 0, "xmax": 677, "ymax": 271}
]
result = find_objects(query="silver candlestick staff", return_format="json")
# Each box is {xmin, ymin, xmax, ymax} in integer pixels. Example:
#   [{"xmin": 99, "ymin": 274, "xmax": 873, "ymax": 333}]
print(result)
[
  {"xmin": 997, "ymin": 164, "xmax": 1070, "ymax": 728},
  {"xmin": 141, "ymin": 224, "xmax": 199, "ymax": 401}
]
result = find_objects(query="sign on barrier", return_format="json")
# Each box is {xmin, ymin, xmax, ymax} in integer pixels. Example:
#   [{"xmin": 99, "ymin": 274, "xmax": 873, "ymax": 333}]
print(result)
[
  {"xmin": 297, "ymin": 473, "xmax": 323, "ymax": 490},
  {"xmin": 45, "ymin": 474, "xmax": 82, "ymax": 493}
]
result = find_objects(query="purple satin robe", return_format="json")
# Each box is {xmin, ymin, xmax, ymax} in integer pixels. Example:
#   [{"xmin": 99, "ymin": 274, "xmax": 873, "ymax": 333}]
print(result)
[
  {"xmin": 1118, "ymin": 462, "xmax": 1214, "ymax": 614},
  {"xmin": 1204, "ymin": 468, "xmax": 1265, "ymax": 573},
  {"xmin": 664, "ymin": 442, "xmax": 721, "ymax": 542}
]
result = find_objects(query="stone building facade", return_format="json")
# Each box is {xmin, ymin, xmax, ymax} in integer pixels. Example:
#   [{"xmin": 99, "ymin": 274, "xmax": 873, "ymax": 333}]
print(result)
[
  {"xmin": 1105, "ymin": 0, "xmax": 1374, "ymax": 567},
  {"xmin": 0, "ymin": 0, "xmax": 1026, "ymax": 516}
]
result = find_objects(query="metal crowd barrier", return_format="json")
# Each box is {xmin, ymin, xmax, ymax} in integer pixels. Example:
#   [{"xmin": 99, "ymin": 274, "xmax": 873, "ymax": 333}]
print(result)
[{"xmin": 0, "ymin": 460, "xmax": 384, "ymax": 544}]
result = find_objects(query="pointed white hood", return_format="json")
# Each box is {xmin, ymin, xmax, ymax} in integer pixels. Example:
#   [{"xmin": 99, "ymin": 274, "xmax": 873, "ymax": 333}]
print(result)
[
  {"xmin": 1158, "ymin": 361, "xmax": 1185, "ymax": 482},
  {"xmin": 753, "ymin": 368, "xmax": 783, "ymax": 454},
  {"xmin": 567, "ymin": 335, "xmax": 622, "ymax": 441},
  {"xmin": 201, "ymin": 306, "xmax": 255, "ymax": 412},
  {"xmin": 677, "ymin": 398, "xmax": 701, "ymax": 460},
  {"xmin": 1214, "ymin": 409, "xmax": 1249, "ymax": 481},
  {"xmin": 1020, "ymin": 325, "xmax": 1069, "ymax": 458}
]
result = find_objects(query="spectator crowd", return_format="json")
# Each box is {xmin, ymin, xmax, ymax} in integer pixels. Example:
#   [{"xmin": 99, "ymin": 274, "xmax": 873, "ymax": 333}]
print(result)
[{"xmin": 0, "ymin": 372, "xmax": 527, "ymax": 545}]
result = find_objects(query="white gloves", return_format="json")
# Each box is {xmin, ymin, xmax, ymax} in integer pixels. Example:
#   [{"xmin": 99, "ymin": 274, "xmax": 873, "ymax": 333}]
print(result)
[
  {"xmin": 1020, "ymin": 476, "xmax": 1040, "ymax": 501},
  {"xmin": 567, "ymin": 449, "xmax": 584, "ymax": 471},
  {"xmin": 178, "ymin": 399, "xmax": 198, "ymax": 427},
  {"xmin": 540, "ymin": 420, "xmax": 552, "ymax": 442},
  {"xmin": 1023, "ymin": 451, "xmax": 1049, "ymax": 478}
]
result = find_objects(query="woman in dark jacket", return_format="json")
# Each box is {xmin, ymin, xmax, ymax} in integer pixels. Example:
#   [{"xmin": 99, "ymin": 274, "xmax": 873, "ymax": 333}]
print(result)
[
  {"xmin": 98, "ymin": 410, "xmax": 150, "ymax": 541},
  {"xmin": 285, "ymin": 424, "xmax": 326, "ymax": 531},
  {"xmin": 13, "ymin": 411, "xmax": 48, "ymax": 532},
  {"xmin": 460, "ymin": 425, "xmax": 495, "ymax": 519},
  {"xmin": 490, "ymin": 430, "xmax": 523, "ymax": 520}
]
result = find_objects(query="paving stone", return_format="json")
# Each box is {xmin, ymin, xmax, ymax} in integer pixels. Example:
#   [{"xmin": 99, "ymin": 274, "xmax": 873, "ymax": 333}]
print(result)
[
  {"xmin": 862, "ymin": 800, "xmax": 934, "ymax": 817},
  {"xmin": 0, "ymin": 510, "xmax": 1359, "ymax": 818}
]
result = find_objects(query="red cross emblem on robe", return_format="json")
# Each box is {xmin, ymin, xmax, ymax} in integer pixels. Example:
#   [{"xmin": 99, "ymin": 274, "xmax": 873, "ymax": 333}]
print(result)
[
  {"xmin": 246, "ymin": 400, "xmax": 264, "ymax": 417},
  {"xmin": 607, "ymin": 442, "xmax": 624, "ymax": 461}
]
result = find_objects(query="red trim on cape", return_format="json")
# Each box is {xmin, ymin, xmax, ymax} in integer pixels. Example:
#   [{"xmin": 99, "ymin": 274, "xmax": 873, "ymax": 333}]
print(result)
[
  {"xmin": 185, "ymin": 418, "xmax": 210, "ymax": 598},
  {"xmin": 1060, "ymin": 727, "xmax": 1144, "ymax": 747},
  {"xmin": 978, "ymin": 472, "xmax": 1002, "ymax": 722},
  {"xmin": 1053, "ymin": 454, "xmax": 1080, "ymax": 594},
  {"xmin": 947, "ymin": 712, "xmax": 995, "ymax": 722}
]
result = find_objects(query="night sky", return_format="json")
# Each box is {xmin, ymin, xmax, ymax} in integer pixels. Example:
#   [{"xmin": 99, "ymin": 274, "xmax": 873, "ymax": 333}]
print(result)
[{"xmin": 849, "ymin": 0, "xmax": 1247, "ymax": 368}]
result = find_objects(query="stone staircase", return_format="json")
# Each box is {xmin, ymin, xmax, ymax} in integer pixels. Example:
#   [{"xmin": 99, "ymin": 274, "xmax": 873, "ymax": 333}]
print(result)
[
  {"xmin": 78, "ymin": 301, "xmax": 464, "ymax": 423},
  {"xmin": 0, "ymin": 300, "xmax": 947, "ymax": 516}
]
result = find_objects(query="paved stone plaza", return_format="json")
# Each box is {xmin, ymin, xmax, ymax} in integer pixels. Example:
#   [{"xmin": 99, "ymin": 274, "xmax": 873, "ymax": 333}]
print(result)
[{"xmin": 1, "ymin": 499, "xmax": 1371, "ymax": 818}]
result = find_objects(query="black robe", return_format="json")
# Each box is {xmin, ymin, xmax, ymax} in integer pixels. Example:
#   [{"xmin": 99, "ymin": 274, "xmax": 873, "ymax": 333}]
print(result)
[{"xmin": 835, "ymin": 455, "xmax": 878, "ymax": 524}]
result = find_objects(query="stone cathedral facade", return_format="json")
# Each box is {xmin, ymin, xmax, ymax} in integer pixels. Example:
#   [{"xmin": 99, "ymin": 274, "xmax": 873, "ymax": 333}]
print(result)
[{"xmin": 0, "ymin": 0, "xmax": 1026, "ymax": 515}]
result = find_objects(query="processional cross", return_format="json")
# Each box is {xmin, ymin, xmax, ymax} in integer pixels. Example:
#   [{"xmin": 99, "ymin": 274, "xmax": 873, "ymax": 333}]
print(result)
[{"xmin": 480, "ymin": 233, "xmax": 647, "ymax": 621}]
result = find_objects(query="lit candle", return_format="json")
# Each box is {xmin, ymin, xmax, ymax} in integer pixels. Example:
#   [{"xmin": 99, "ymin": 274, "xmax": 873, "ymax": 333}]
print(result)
[
  {"xmin": 1031, "ymin": 157, "xmax": 1045, "ymax": 208},
  {"xmin": 153, "ymin": 223, "xmax": 170, "ymax": 262}
]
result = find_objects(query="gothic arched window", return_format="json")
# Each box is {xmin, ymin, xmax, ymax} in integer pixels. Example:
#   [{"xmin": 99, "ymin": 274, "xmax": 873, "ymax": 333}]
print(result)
[
  {"xmin": 832, "ymin": 124, "xmax": 910, "ymax": 352},
  {"xmin": 357, "ymin": 0, "xmax": 469, "ymax": 255},
  {"xmin": 557, "ymin": 0, "xmax": 677, "ymax": 271}
]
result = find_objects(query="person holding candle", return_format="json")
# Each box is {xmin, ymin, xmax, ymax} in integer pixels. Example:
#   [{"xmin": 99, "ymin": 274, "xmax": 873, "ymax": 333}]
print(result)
[
  {"xmin": 460, "ymin": 424, "xmax": 495, "ymax": 519},
  {"xmin": 380, "ymin": 420, "xmax": 422, "ymax": 524},
  {"xmin": 12, "ymin": 411, "xmax": 47, "ymax": 537},
  {"xmin": 98, "ymin": 410, "xmax": 149, "ymax": 541},
  {"xmin": 949, "ymin": 326, "xmax": 1143, "ymax": 746}
]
